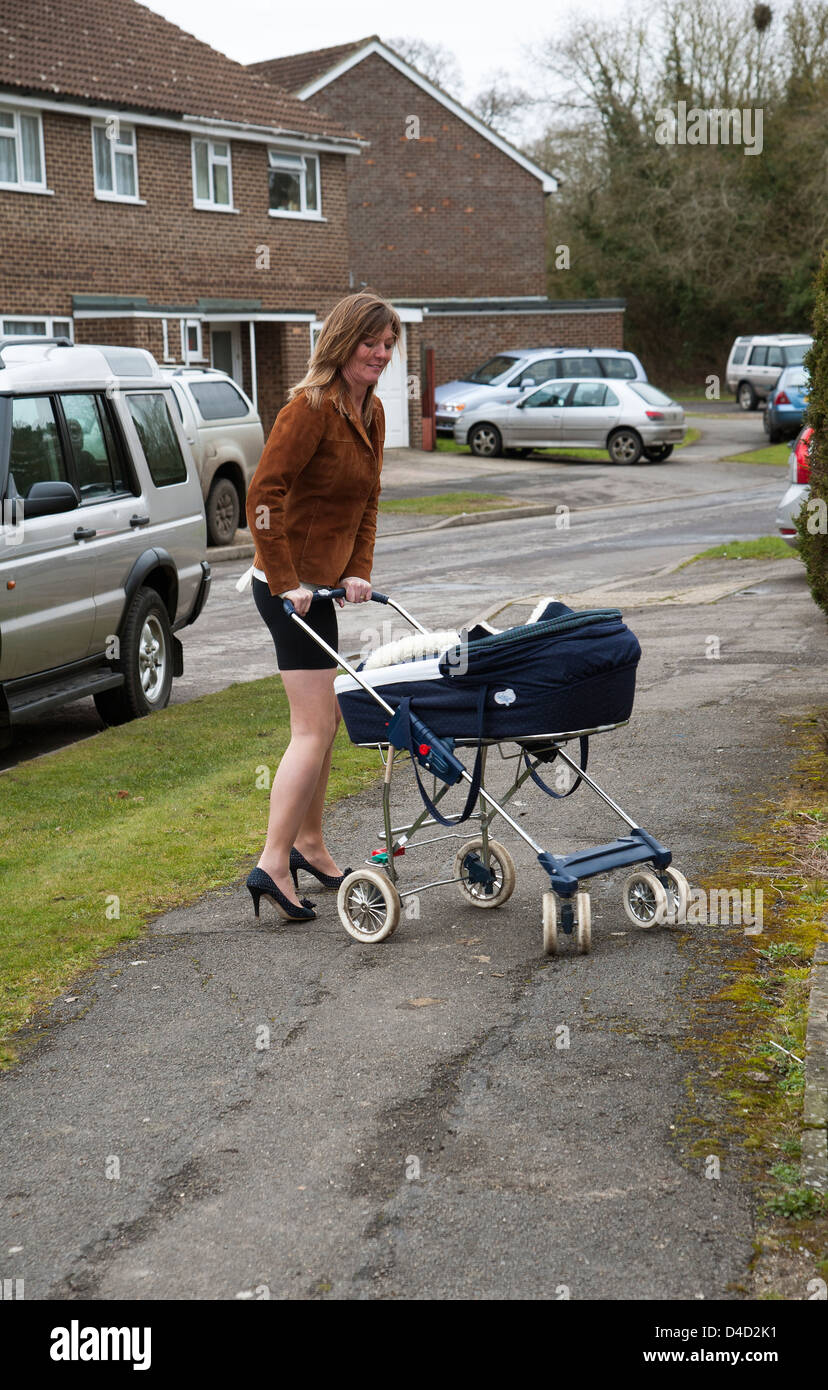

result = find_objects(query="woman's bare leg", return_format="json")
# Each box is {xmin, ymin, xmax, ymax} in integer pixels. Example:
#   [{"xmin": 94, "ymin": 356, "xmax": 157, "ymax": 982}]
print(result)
[
  {"xmin": 256, "ymin": 668, "xmax": 339, "ymax": 904},
  {"xmin": 293, "ymin": 699, "xmax": 344, "ymax": 876}
]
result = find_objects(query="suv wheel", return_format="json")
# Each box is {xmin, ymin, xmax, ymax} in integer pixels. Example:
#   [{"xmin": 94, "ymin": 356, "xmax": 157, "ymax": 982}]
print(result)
[
  {"xmin": 608, "ymin": 428, "xmax": 643, "ymax": 464},
  {"xmin": 737, "ymin": 381, "xmax": 758, "ymax": 411},
  {"xmin": 94, "ymin": 587, "xmax": 174, "ymax": 725},
  {"xmin": 206, "ymin": 475, "xmax": 241, "ymax": 546},
  {"xmin": 468, "ymin": 423, "xmax": 503, "ymax": 458}
]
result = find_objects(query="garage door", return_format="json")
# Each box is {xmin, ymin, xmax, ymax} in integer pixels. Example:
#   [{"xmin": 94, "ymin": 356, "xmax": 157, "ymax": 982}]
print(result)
[{"xmin": 377, "ymin": 325, "xmax": 409, "ymax": 448}]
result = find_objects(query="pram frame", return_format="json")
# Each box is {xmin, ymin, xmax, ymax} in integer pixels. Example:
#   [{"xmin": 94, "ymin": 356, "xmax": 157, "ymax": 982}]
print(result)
[{"xmin": 283, "ymin": 590, "xmax": 686, "ymax": 952}]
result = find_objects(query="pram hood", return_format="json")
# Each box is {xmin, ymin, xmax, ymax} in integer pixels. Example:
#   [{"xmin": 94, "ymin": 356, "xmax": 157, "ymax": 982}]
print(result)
[{"xmin": 335, "ymin": 604, "xmax": 642, "ymax": 745}]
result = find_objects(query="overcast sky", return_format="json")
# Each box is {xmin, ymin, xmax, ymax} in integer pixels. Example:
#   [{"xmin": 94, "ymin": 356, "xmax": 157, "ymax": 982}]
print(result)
[{"xmin": 141, "ymin": 0, "xmax": 630, "ymax": 110}]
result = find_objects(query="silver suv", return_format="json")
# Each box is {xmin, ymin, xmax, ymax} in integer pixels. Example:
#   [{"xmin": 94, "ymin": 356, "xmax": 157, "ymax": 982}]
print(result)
[
  {"xmin": 725, "ymin": 334, "xmax": 812, "ymax": 411},
  {"xmin": 167, "ymin": 368, "xmax": 264, "ymax": 546},
  {"xmin": 0, "ymin": 338, "xmax": 210, "ymax": 745},
  {"xmin": 435, "ymin": 346, "xmax": 648, "ymax": 436}
]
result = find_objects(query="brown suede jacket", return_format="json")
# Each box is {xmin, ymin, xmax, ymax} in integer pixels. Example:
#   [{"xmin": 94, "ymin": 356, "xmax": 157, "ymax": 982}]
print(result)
[{"xmin": 245, "ymin": 385, "xmax": 384, "ymax": 596}]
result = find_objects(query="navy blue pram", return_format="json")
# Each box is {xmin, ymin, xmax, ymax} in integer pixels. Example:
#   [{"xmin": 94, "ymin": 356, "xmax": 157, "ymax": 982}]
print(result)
[{"xmin": 280, "ymin": 589, "xmax": 688, "ymax": 955}]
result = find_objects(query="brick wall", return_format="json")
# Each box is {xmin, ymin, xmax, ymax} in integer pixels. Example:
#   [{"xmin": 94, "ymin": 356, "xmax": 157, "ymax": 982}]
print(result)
[
  {"xmin": 305, "ymin": 53, "xmax": 549, "ymax": 300},
  {"xmin": 423, "ymin": 310, "xmax": 626, "ymax": 387},
  {"xmin": 0, "ymin": 105, "xmax": 351, "ymax": 316}
]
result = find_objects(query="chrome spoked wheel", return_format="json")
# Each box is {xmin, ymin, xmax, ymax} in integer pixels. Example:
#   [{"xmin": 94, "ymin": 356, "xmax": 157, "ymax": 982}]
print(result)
[
  {"xmin": 454, "ymin": 838, "xmax": 516, "ymax": 908},
  {"xmin": 138, "ymin": 615, "xmax": 168, "ymax": 705},
  {"xmin": 337, "ymin": 869, "xmax": 401, "ymax": 943},
  {"xmin": 469, "ymin": 424, "xmax": 502, "ymax": 458},
  {"xmin": 622, "ymin": 868, "xmax": 669, "ymax": 928}
]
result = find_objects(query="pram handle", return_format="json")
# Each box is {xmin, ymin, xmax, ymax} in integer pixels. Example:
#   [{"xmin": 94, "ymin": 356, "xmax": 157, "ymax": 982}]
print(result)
[{"xmin": 282, "ymin": 587, "xmax": 390, "ymax": 616}]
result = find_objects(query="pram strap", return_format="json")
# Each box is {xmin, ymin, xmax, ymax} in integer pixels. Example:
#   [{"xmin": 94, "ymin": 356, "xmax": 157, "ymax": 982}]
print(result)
[
  {"xmin": 522, "ymin": 737, "xmax": 589, "ymax": 799},
  {"xmin": 394, "ymin": 687, "xmax": 488, "ymax": 829}
]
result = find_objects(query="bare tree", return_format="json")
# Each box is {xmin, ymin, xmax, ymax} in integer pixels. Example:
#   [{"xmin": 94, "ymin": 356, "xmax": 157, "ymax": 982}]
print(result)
[{"xmin": 384, "ymin": 36, "xmax": 463, "ymax": 96}]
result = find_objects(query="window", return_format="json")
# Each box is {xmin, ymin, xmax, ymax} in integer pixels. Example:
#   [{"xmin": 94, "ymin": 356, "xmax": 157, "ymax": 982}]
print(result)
[
  {"xmin": 513, "ymin": 358, "xmax": 557, "ymax": 387},
  {"xmin": 180, "ymin": 320, "xmax": 203, "ymax": 362},
  {"xmin": 784, "ymin": 342, "xmax": 810, "ymax": 366},
  {"xmin": 630, "ymin": 383, "xmax": 673, "ymax": 407},
  {"xmin": 268, "ymin": 149, "xmax": 320, "ymax": 216},
  {"xmin": 467, "ymin": 355, "xmax": 520, "ymax": 385},
  {"xmin": 0, "ymin": 106, "xmax": 46, "ymax": 190},
  {"xmin": 192, "ymin": 139, "xmax": 233, "ymax": 209},
  {"xmin": 749, "ymin": 346, "xmax": 767, "ymax": 366},
  {"xmin": 766, "ymin": 346, "xmax": 785, "ymax": 368},
  {"xmin": 8, "ymin": 396, "xmax": 67, "ymax": 499},
  {"xmin": 1, "ymin": 316, "xmax": 73, "ymax": 340},
  {"xmin": 569, "ymin": 382, "xmax": 611, "ymax": 407},
  {"xmin": 92, "ymin": 120, "xmax": 138, "ymax": 200},
  {"xmin": 188, "ymin": 380, "xmax": 249, "ymax": 420},
  {"xmin": 523, "ymin": 384, "xmax": 570, "ymax": 409},
  {"xmin": 599, "ymin": 357, "xmax": 636, "ymax": 379},
  {"xmin": 556, "ymin": 356, "xmax": 603, "ymax": 377},
  {"xmin": 60, "ymin": 393, "xmax": 127, "ymax": 498},
  {"xmin": 731, "ymin": 344, "xmax": 748, "ymax": 365},
  {"xmin": 127, "ymin": 393, "xmax": 187, "ymax": 486}
]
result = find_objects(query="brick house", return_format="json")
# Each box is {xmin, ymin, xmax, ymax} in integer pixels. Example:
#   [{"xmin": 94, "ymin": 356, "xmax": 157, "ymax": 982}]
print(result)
[
  {"xmin": 0, "ymin": 0, "xmax": 430, "ymax": 439},
  {"xmin": 249, "ymin": 37, "xmax": 625, "ymax": 395}
]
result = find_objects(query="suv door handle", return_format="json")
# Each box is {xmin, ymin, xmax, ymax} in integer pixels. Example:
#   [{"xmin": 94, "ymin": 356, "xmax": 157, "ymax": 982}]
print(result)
[
  {"xmin": 130, "ymin": 514, "xmax": 151, "ymax": 528},
  {"xmin": 73, "ymin": 527, "xmax": 97, "ymax": 541}
]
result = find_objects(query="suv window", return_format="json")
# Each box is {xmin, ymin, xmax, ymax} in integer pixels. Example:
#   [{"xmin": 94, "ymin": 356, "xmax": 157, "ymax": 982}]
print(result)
[
  {"xmin": 556, "ymin": 356, "xmax": 603, "ymax": 377},
  {"xmin": 523, "ymin": 384, "xmax": 570, "ymax": 409},
  {"xmin": 749, "ymin": 346, "xmax": 768, "ymax": 366},
  {"xmin": 188, "ymin": 380, "xmax": 249, "ymax": 420},
  {"xmin": 513, "ymin": 358, "xmax": 557, "ymax": 388},
  {"xmin": 8, "ymin": 395, "xmax": 69, "ymax": 499},
  {"xmin": 599, "ymin": 357, "xmax": 636, "ymax": 379},
  {"xmin": 784, "ymin": 344, "xmax": 809, "ymax": 366},
  {"xmin": 127, "ymin": 392, "xmax": 187, "ymax": 487},
  {"xmin": 466, "ymin": 355, "xmax": 520, "ymax": 385},
  {"xmin": 60, "ymin": 392, "xmax": 128, "ymax": 499},
  {"xmin": 731, "ymin": 344, "xmax": 748, "ymax": 365},
  {"xmin": 766, "ymin": 346, "xmax": 785, "ymax": 368}
]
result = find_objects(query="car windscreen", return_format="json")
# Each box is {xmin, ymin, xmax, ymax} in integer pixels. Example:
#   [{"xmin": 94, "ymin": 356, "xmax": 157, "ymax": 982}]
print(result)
[
  {"xmin": 781, "ymin": 369, "xmax": 808, "ymax": 389},
  {"xmin": 189, "ymin": 380, "xmax": 249, "ymax": 420},
  {"xmin": 784, "ymin": 344, "xmax": 811, "ymax": 366},
  {"xmin": 629, "ymin": 383, "xmax": 673, "ymax": 406},
  {"xmin": 466, "ymin": 355, "xmax": 521, "ymax": 385},
  {"xmin": 0, "ymin": 395, "xmax": 10, "ymax": 497}
]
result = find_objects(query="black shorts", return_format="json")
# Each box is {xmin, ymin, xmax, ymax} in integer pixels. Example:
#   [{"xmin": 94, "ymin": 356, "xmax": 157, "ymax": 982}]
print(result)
[{"xmin": 252, "ymin": 578, "xmax": 339, "ymax": 671}]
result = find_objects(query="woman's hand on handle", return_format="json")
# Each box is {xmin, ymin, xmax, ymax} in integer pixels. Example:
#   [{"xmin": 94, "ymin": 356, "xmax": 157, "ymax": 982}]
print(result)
[
  {"xmin": 282, "ymin": 585, "xmax": 313, "ymax": 616},
  {"xmin": 341, "ymin": 576, "xmax": 372, "ymax": 606}
]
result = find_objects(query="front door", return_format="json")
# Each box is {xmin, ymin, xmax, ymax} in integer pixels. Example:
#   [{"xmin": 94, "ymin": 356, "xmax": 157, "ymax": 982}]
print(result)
[
  {"xmin": 210, "ymin": 324, "xmax": 242, "ymax": 385},
  {"xmin": 376, "ymin": 325, "xmax": 409, "ymax": 448}
]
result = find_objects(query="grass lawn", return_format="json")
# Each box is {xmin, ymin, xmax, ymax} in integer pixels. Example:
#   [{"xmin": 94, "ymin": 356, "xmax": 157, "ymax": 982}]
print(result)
[
  {"xmin": 0, "ymin": 679, "xmax": 379, "ymax": 1066},
  {"xmin": 723, "ymin": 443, "xmax": 790, "ymax": 466},
  {"xmin": 379, "ymin": 491, "xmax": 520, "ymax": 515},
  {"xmin": 434, "ymin": 427, "xmax": 700, "ymax": 463},
  {"xmin": 680, "ymin": 536, "xmax": 794, "ymax": 567}
]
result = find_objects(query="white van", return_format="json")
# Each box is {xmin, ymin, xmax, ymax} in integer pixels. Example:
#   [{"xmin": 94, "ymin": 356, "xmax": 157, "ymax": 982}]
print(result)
[{"xmin": 725, "ymin": 334, "xmax": 812, "ymax": 411}]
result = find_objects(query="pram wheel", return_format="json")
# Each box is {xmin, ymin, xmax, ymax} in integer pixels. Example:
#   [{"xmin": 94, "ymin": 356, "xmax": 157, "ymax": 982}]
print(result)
[
  {"xmin": 576, "ymin": 891, "xmax": 592, "ymax": 954},
  {"xmin": 661, "ymin": 866, "xmax": 690, "ymax": 925},
  {"xmin": 622, "ymin": 868, "xmax": 669, "ymax": 928},
  {"xmin": 337, "ymin": 869, "xmax": 401, "ymax": 943},
  {"xmin": 454, "ymin": 838, "xmax": 516, "ymax": 909},
  {"xmin": 542, "ymin": 893, "xmax": 558, "ymax": 954}
]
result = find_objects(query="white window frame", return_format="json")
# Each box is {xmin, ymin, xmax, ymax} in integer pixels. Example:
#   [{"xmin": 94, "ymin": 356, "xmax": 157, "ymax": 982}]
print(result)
[
  {"xmin": 268, "ymin": 148, "xmax": 322, "ymax": 220},
  {"xmin": 91, "ymin": 119, "xmax": 143, "ymax": 204},
  {"xmin": 180, "ymin": 319, "xmax": 204, "ymax": 363},
  {"xmin": 1, "ymin": 315, "xmax": 73, "ymax": 341},
  {"xmin": 191, "ymin": 138, "xmax": 236, "ymax": 212},
  {"xmin": 0, "ymin": 105, "xmax": 48, "ymax": 192}
]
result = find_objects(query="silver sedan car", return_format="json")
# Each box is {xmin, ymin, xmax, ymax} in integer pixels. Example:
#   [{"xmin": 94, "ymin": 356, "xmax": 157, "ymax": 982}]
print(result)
[{"xmin": 454, "ymin": 378, "xmax": 686, "ymax": 463}]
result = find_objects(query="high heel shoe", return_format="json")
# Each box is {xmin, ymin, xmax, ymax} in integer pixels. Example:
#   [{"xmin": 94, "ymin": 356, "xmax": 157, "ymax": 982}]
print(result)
[
  {"xmin": 246, "ymin": 867, "xmax": 316, "ymax": 921},
  {"xmin": 290, "ymin": 847, "xmax": 352, "ymax": 891}
]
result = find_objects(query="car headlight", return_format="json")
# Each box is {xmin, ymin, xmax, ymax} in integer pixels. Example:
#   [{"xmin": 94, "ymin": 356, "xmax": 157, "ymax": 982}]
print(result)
[{"xmin": 440, "ymin": 402, "xmax": 465, "ymax": 413}]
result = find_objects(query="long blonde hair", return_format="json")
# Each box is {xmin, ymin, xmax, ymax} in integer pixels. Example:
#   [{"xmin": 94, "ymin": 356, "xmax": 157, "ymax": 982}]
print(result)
[{"xmin": 290, "ymin": 291, "xmax": 402, "ymax": 423}]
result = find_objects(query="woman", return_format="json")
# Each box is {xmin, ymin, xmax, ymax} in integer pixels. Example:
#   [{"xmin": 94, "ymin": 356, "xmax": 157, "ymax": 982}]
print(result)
[{"xmin": 244, "ymin": 291, "xmax": 401, "ymax": 922}]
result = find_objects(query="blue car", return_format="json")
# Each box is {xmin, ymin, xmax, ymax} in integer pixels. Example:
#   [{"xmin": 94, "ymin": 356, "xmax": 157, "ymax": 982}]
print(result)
[{"xmin": 763, "ymin": 365, "xmax": 809, "ymax": 443}]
